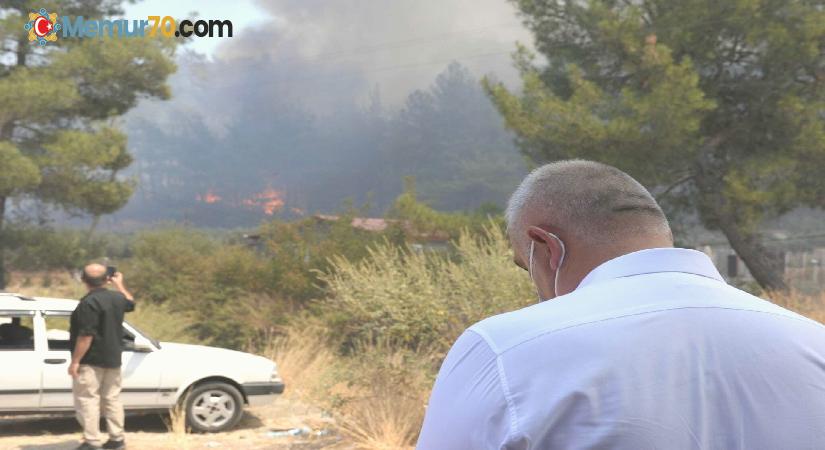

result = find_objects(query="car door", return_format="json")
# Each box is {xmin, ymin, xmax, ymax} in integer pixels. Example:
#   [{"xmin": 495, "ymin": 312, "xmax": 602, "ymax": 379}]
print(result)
[
  {"xmin": 0, "ymin": 310, "xmax": 41, "ymax": 411},
  {"xmin": 119, "ymin": 322, "xmax": 164, "ymax": 407},
  {"xmin": 39, "ymin": 310, "xmax": 78, "ymax": 408},
  {"xmin": 39, "ymin": 311, "xmax": 163, "ymax": 409}
]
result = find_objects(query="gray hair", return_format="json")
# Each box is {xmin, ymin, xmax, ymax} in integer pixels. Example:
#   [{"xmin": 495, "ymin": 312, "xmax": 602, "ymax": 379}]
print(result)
[{"xmin": 506, "ymin": 160, "xmax": 672, "ymax": 245}]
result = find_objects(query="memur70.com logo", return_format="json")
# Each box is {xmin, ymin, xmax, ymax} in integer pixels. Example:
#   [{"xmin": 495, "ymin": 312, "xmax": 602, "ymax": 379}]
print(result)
[
  {"xmin": 25, "ymin": 8, "xmax": 60, "ymax": 46},
  {"xmin": 25, "ymin": 7, "xmax": 233, "ymax": 46}
]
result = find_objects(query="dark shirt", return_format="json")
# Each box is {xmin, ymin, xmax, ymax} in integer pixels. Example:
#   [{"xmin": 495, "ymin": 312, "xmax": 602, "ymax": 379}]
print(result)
[{"xmin": 69, "ymin": 288, "xmax": 135, "ymax": 368}]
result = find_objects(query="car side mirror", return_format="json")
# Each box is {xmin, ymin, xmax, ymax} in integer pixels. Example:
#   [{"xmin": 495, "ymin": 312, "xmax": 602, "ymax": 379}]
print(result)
[{"xmin": 133, "ymin": 335, "xmax": 154, "ymax": 353}]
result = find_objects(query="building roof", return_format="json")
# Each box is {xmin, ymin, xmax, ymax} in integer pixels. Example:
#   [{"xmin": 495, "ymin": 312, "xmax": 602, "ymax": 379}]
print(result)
[{"xmin": 314, "ymin": 214, "xmax": 393, "ymax": 232}]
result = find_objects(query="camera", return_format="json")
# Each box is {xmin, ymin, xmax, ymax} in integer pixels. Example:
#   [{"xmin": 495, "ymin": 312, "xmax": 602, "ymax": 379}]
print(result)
[{"xmin": 106, "ymin": 266, "xmax": 117, "ymax": 278}]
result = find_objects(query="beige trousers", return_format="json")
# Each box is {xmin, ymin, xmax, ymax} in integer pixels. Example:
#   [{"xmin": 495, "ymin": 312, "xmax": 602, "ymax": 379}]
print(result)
[{"xmin": 72, "ymin": 364, "xmax": 125, "ymax": 445}]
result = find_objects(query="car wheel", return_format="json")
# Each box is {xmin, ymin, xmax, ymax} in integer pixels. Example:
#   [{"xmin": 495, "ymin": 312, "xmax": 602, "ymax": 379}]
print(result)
[{"xmin": 184, "ymin": 382, "xmax": 244, "ymax": 433}]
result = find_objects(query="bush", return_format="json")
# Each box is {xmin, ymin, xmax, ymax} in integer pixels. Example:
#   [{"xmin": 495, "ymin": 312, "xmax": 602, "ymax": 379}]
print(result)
[
  {"xmin": 4, "ymin": 225, "xmax": 118, "ymax": 272},
  {"xmin": 318, "ymin": 223, "xmax": 533, "ymax": 354},
  {"xmin": 126, "ymin": 227, "xmax": 291, "ymax": 349},
  {"xmin": 127, "ymin": 302, "xmax": 198, "ymax": 344},
  {"xmin": 126, "ymin": 227, "xmax": 218, "ymax": 304},
  {"xmin": 258, "ymin": 212, "xmax": 393, "ymax": 302}
]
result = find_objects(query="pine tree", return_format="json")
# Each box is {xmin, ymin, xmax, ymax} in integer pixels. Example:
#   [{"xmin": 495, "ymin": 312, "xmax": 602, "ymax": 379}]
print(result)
[
  {"xmin": 485, "ymin": 0, "xmax": 825, "ymax": 291},
  {"xmin": 0, "ymin": 1, "xmax": 176, "ymax": 287}
]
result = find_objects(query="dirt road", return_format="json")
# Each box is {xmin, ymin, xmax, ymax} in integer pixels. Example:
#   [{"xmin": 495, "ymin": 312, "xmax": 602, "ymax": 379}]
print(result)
[{"xmin": 0, "ymin": 399, "xmax": 346, "ymax": 450}]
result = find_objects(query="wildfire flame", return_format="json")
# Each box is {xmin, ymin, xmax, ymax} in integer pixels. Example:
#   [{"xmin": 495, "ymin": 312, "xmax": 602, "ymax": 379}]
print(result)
[
  {"xmin": 242, "ymin": 187, "xmax": 285, "ymax": 215},
  {"xmin": 196, "ymin": 190, "xmax": 222, "ymax": 204},
  {"xmin": 196, "ymin": 187, "xmax": 285, "ymax": 216}
]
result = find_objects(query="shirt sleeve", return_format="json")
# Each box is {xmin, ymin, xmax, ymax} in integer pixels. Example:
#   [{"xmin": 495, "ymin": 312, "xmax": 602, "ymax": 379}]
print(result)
[
  {"xmin": 416, "ymin": 330, "xmax": 515, "ymax": 450},
  {"xmin": 74, "ymin": 301, "xmax": 99, "ymax": 337},
  {"xmin": 122, "ymin": 295, "xmax": 135, "ymax": 312}
]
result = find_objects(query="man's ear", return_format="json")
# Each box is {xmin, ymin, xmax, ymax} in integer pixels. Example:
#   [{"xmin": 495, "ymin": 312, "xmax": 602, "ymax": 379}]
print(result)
[
  {"xmin": 526, "ymin": 225, "xmax": 564, "ymax": 271},
  {"xmin": 526, "ymin": 226, "xmax": 548, "ymax": 244}
]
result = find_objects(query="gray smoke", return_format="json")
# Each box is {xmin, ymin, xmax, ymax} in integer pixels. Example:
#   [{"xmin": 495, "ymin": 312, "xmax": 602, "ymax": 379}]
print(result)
[{"xmin": 214, "ymin": 0, "xmax": 532, "ymax": 109}]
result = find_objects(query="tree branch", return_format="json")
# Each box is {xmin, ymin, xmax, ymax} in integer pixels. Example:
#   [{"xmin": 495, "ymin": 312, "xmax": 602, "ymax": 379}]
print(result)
[{"xmin": 655, "ymin": 174, "xmax": 695, "ymax": 201}]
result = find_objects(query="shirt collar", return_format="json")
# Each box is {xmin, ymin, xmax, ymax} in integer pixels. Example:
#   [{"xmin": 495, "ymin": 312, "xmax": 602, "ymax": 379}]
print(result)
[{"xmin": 576, "ymin": 247, "xmax": 725, "ymax": 290}]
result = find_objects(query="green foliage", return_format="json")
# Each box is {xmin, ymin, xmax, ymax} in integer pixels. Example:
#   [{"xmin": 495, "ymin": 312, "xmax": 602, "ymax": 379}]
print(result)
[
  {"xmin": 125, "ymin": 227, "xmax": 291, "ymax": 349},
  {"xmin": 484, "ymin": 30, "xmax": 714, "ymax": 185},
  {"xmin": 127, "ymin": 227, "xmax": 218, "ymax": 304},
  {"xmin": 0, "ymin": 1, "xmax": 177, "ymax": 287},
  {"xmin": 258, "ymin": 207, "xmax": 395, "ymax": 302},
  {"xmin": 485, "ymin": 0, "xmax": 825, "ymax": 291},
  {"xmin": 3, "ymin": 225, "xmax": 112, "ymax": 272},
  {"xmin": 383, "ymin": 62, "xmax": 527, "ymax": 210},
  {"xmin": 10, "ymin": 192, "xmax": 514, "ymax": 351},
  {"xmin": 127, "ymin": 301, "xmax": 197, "ymax": 344},
  {"xmin": 386, "ymin": 177, "xmax": 503, "ymax": 241},
  {"xmin": 0, "ymin": 143, "xmax": 40, "ymax": 197},
  {"xmin": 38, "ymin": 127, "xmax": 135, "ymax": 216},
  {"xmin": 186, "ymin": 287, "xmax": 281, "ymax": 350},
  {"xmin": 318, "ymin": 224, "xmax": 533, "ymax": 353}
]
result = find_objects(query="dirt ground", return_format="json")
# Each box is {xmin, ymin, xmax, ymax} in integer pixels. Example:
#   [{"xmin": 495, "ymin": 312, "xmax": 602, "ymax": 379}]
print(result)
[{"xmin": 0, "ymin": 398, "xmax": 348, "ymax": 450}]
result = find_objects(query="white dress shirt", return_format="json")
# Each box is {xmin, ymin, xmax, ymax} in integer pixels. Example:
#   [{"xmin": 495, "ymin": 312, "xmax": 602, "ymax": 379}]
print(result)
[{"xmin": 417, "ymin": 248, "xmax": 825, "ymax": 449}]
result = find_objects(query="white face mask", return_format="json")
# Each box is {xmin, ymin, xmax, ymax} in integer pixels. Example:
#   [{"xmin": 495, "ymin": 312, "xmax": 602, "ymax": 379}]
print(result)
[{"xmin": 528, "ymin": 232, "xmax": 566, "ymax": 302}]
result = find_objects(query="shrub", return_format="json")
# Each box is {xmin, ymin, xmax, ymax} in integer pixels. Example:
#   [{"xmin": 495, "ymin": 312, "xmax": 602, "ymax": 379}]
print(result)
[
  {"xmin": 4, "ymin": 225, "xmax": 115, "ymax": 273},
  {"xmin": 126, "ymin": 227, "xmax": 218, "ymax": 304},
  {"xmin": 318, "ymin": 223, "xmax": 533, "ymax": 354},
  {"xmin": 127, "ymin": 301, "xmax": 197, "ymax": 344},
  {"xmin": 125, "ymin": 227, "xmax": 296, "ymax": 349}
]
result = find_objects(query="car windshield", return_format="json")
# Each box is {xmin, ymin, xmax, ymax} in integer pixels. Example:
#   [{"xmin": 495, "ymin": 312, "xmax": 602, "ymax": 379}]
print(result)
[{"xmin": 126, "ymin": 321, "xmax": 161, "ymax": 349}]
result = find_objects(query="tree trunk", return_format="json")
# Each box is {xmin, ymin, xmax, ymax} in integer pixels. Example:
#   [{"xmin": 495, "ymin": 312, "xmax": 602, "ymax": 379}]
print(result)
[
  {"xmin": 87, "ymin": 215, "xmax": 101, "ymax": 240},
  {"xmin": 694, "ymin": 147, "xmax": 789, "ymax": 293},
  {"xmin": 715, "ymin": 213, "xmax": 788, "ymax": 292},
  {"xmin": 0, "ymin": 196, "xmax": 6, "ymax": 289}
]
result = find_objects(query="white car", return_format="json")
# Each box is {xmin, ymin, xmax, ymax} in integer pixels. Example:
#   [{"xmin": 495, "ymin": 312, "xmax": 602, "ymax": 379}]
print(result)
[{"xmin": 0, "ymin": 293, "xmax": 285, "ymax": 432}]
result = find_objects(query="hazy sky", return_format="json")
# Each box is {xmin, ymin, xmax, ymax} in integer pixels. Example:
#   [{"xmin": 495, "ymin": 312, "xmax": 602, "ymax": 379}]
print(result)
[{"xmin": 124, "ymin": 0, "xmax": 532, "ymax": 107}]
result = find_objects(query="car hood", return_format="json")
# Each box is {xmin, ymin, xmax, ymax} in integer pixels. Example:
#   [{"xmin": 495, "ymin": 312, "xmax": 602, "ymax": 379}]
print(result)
[{"xmin": 156, "ymin": 342, "xmax": 276, "ymax": 378}]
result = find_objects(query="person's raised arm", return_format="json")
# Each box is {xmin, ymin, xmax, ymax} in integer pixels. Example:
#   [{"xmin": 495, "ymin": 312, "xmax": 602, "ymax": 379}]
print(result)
[
  {"xmin": 416, "ymin": 330, "xmax": 515, "ymax": 449},
  {"xmin": 110, "ymin": 272, "xmax": 134, "ymax": 304}
]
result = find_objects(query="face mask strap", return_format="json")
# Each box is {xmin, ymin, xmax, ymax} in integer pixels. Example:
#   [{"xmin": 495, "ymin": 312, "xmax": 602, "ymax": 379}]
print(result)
[
  {"xmin": 528, "ymin": 240, "xmax": 540, "ymax": 301},
  {"xmin": 547, "ymin": 232, "xmax": 566, "ymax": 298},
  {"xmin": 527, "ymin": 232, "xmax": 567, "ymax": 302}
]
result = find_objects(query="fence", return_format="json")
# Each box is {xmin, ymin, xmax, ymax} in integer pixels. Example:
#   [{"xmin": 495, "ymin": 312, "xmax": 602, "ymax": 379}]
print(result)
[{"xmin": 698, "ymin": 244, "xmax": 825, "ymax": 293}]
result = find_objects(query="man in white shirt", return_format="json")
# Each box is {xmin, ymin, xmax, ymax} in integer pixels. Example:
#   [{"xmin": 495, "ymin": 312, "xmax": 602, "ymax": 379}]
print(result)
[{"xmin": 416, "ymin": 160, "xmax": 825, "ymax": 449}]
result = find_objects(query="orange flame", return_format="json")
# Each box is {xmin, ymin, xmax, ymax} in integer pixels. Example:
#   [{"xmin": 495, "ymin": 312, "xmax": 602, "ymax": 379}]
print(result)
[
  {"xmin": 196, "ymin": 190, "xmax": 222, "ymax": 204},
  {"xmin": 242, "ymin": 187, "xmax": 285, "ymax": 215}
]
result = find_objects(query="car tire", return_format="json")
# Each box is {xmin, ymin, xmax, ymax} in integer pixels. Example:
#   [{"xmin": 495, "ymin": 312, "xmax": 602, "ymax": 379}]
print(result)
[{"xmin": 183, "ymin": 381, "xmax": 245, "ymax": 433}]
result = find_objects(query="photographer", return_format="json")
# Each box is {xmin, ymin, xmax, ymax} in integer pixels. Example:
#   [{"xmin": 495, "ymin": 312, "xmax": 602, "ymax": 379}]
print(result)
[{"xmin": 69, "ymin": 263, "xmax": 136, "ymax": 450}]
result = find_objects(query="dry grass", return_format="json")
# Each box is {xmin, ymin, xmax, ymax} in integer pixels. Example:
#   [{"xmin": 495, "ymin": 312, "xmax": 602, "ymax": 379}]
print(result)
[
  {"xmin": 767, "ymin": 290, "xmax": 825, "ymax": 324},
  {"xmin": 6, "ymin": 270, "xmax": 85, "ymax": 298},
  {"xmin": 268, "ymin": 289, "xmax": 825, "ymax": 450},
  {"xmin": 161, "ymin": 404, "xmax": 190, "ymax": 448},
  {"xmin": 334, "ymin": 361, "xmax": 426, "ymax": 450},
  {"xmin": 262, "ymin": 324, "xmax": 340, "ymax": 404},
  {"xmin": 6, "ymin": 266, "xmax": 824, "ymax": 450},
  {"xmin": 263, "ymin": 325, "xmax": 429, "ymax": 449}
]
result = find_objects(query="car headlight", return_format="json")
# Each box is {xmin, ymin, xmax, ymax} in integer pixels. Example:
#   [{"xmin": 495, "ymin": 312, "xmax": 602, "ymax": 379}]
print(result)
[{"xmin": 270, "ymin": 366, "xmax": 282, "ymax": 383}]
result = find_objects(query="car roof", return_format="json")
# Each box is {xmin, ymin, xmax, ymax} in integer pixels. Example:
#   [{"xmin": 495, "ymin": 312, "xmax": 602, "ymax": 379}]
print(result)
[{"xmin": 0, "ymin": 293, "xmax": 78, "ymax": 312}]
